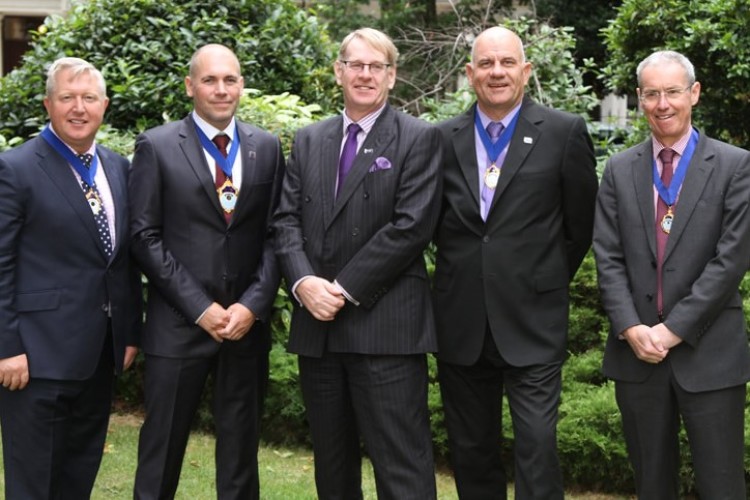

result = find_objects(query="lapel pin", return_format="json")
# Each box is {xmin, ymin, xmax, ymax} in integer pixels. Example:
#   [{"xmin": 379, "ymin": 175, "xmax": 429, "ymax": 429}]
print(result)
[
  {"xmin": 363, "ymin": 148, "xmax": 374, "ymax": 154},
  {"xmin": 248, "ymin": 151, "xmax": 256, "ymax": 159},
  {"xmin": 523, "ymin": 137, "xmax": 533, "ymax": 144}
]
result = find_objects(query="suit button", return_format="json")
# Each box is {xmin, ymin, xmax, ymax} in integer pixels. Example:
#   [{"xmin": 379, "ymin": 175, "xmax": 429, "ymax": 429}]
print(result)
[
  {"xmin": 352, "ymin": 228, "xmax": 359, "ymax": 236},
  {"xmin": 222, "ymin": 274, "xmax": 228, "ymax": 280},
  {"xmin": 646, "ymin": 294, "xmax": 653, "ymax": 302},
  {"xmin": 482, "ymin": 236, "xmax": 490, "ymax": 243},
  {"xmin": 305, "ymin": 196, "xmax": 312, "ymax": 203},
  {"xmin": 363, "ymin": 192, "xmax": 370, "ymax": 199},
  {"xmin": 101, "ymin": 304, "xmax": 109, "ymax": 313}
]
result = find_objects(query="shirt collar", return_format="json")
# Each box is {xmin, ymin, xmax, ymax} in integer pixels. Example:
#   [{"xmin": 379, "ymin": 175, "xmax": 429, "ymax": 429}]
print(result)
[
  {"xmin": 192, "ymin": 111, "xmax": 236, "ymax": 142},
  {"xmin": 652, "ymin": 125, "xmax": 694, "ymax": 160},
  {"xmin": 342, "ymin": 103, "xmax": 387, "ymax": 136},
  {"xmin": 476, "ymin": 102, "xmax": 522, "ymax": 131},
  {"xmin": 48, "ymin": 123, "xmax": 97, "ymax": 156}
]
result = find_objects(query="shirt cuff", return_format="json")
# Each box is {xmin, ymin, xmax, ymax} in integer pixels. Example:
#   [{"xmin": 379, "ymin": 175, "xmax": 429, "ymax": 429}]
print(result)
[{"xmin": 334, "ymin": 280, "xmax": 359, "ymax": 306}]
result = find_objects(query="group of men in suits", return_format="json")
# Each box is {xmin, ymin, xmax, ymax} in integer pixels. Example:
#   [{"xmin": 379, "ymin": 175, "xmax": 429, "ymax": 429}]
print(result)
[{"xmin": 0, "ymin": 23, "xmax": 747, "ymax": 500}]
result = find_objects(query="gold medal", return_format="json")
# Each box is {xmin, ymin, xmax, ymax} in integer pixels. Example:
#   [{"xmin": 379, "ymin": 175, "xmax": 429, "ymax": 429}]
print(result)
[
  {"xmin": 660, "ymin": 207, "xmax": 674, "ymax": 234},
  {"xmin": 85, "ymin": 188, "xmax": 103, "ymax": 215},
  {"xmin": 217, "ymin": 178, "xmax": 239, "ymax": 214},
  {"xmin": 484, "ymin": 165, "xmax": 500, "ymax": 189}
]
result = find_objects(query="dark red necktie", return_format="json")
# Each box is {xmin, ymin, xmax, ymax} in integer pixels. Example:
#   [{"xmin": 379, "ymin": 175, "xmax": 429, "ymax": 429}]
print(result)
[
  {"xmin": 656, "ymin": 147, "xmax": 675, "ymax": 317},
  {"xmin": 213, "ymin": 134, "xmax": 232, "ymax": 224}
]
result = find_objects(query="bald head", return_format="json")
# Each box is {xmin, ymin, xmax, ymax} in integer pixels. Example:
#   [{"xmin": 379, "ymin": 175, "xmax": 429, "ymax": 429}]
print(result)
[
  {"xmin": 185, "ymin": 44, "xmax": 244, "ymax": 130},
  {"xmin": 467, "ymin": 26, "xmax": 531, "ymax": 121},
  {"xmin": 471, "ymin": 26, "xmax": 526, "ymax": 64},
  {"xmin": 189, "ymin": 44, "xmax": 241, "ymax": 79}
]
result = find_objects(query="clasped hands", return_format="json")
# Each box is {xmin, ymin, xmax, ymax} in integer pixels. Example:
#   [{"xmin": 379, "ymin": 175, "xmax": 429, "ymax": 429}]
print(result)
[
  {"xmin": 198, "ymin": 302, "xmax": 256, "ymax": 342},
  {"xmin": 296, "ymin": 276, "xmax": 346, "ymax": 321},
  {"xmin": 622, "ymin": 323, "xmax": 682, "ymax": 364}
]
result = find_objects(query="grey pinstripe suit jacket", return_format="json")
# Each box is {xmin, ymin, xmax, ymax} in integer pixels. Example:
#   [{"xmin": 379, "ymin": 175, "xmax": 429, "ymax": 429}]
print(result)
[{"xmin": 273, "ymin": 104, "xmax": 442, "ymax": 357}]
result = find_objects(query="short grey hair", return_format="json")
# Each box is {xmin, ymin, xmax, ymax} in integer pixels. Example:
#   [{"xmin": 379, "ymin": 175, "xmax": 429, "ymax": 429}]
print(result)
[
  {"xmin": 636, "ymin": 50, "xmax": 695, "ymax": 87},
  {"xmin": 46, "ymin": 57, "xmax": 106, "ymax": 98},
  {"xmin": 339, "ymin": 28, "xmax": 399, "ymax": 66}
]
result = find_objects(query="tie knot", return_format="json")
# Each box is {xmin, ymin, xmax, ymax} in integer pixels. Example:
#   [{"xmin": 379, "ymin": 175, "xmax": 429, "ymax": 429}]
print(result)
[
  {"xmin": 487, "ymin": 121, "xmax": 504, "ymax": 141},
  {"xmin": 213, "ymin": 134, "xmax": 230, "ymax": 156},
  {"xmin": 77, "ymin": 153, "xmax": 93, "ymax": 168},
  {"xmin": 346, "ymin": 123, "xmax": 362, "ymax": 138},
  {"xmin": 659, "ymin": 147, "xmax": 676, "ymax": 165}
]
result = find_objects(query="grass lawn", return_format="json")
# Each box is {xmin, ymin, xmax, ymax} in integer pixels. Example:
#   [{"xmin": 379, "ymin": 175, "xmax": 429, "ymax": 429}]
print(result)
[{"xmin": 1, "ymin": 413, "xmax": 632, "ymax": 499}]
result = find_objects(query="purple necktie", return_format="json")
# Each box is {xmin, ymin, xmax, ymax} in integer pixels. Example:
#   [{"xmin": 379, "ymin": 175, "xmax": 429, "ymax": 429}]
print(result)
[
  {"xmin": 213, "ymin": 134, "xmax": 232, "ymax": 224},
  {"xmin": 481, "ymin": 121, "xmax": 504, "ymax": 220},
  {"xmin": 656, "ymin": 147, "xmax": 675, "ymax": 317},
  {"xmin": 337, "ymin": 123, "xmax": 361, "ymax": 197}
]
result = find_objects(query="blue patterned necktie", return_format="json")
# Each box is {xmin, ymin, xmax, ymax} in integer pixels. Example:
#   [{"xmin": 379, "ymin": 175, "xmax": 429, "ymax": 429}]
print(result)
[{"xmin": 78, "ymin": 153, "xmax": 113, "ymax": 257}]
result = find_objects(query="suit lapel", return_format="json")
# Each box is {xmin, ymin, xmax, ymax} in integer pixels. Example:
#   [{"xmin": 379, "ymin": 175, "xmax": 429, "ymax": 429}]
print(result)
[
  {"xmin": 485, "ymin": 99, "xmax": 539, "ymax": 219},
  {"xmin": 36, "ymin": 139, "xmax": 108, "ymax": 259},
  {"xmin": 663, "ymin": 135, "xmax": 713, "ymax": 261},
  {"xmin": 232, "ymin": 121, "xmax": 257, "ymax": 223},
  {"xmin": 98, "ymin": 147, "xmax": 127, "ymax": 258},
  {"xmin": 321, "ymin": 116, "xmax": 344, "ymax": 229},
  {"xmin": 329, "ymin": 108, "xmax": 397, "ymax": 226},
  {"xmin": 452, "ymin": 108, "xmax": 481, "ymax": 212},
  {"xmin": 631, "ymin": 141, "xmax": 658, "ymax": 258},
  {"xmin": 178, "ymin": 116, "xmax": 225, "ymax": 220}
]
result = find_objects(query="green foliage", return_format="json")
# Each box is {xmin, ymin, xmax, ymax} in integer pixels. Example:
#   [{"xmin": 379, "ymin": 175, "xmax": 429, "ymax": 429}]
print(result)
[
  {"xmin": 602, "ymin": 0, "xmax": 750, "ymax": 148},
  {"xmin": 535, "ymin": 0, "xmax": 622, "ymax": 95},
  {"xmin": 558, "ymin": 377, "xmax": 630, "ymax": 492},
  {"xmin": 0, "ymin": 0, "xmax": 337, "ymax": 140},
  {"xmin": 236, "ymin": 89, "xmax": 329, "ymax": 156},
  {"xmin": 420, "ymin": 17, "xmax": 599, "ymax": 123}
]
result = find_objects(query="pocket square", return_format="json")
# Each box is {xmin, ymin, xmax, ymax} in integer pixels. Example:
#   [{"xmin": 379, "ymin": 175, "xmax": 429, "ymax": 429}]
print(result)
[{"xmin": 369, "ymin": 157, "xmax": 392, "ymax": 173}]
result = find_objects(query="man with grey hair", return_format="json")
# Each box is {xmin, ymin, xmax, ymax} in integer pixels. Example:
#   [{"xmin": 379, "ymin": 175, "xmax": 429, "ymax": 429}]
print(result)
[
  {"xmin": 0, "ymin": 57, "xmax": 140, "ymax": 498},
  {"xmin": 594, "ymin": 49, "xmax": 750, "ymax": 499},
  {"xmin": 433, "ymin": 26, "xmax": 597, "ymax": 498}
]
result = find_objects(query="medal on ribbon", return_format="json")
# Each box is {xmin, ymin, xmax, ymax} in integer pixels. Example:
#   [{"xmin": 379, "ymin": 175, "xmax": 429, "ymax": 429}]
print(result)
[
  {"xmin": 484, "ymin": 165, "xmax": 500, "ymax": 189},
  {"xmin": 217, "ymin": 178, "xmax": 238, "ymax": 213},
  {"xmin": 85, "ymin": 188, "xmax": 103, "ymax": 215},
  {"xmin": 652, "ymin": 129, "xmax": 699, "ymax": 235},
  {"xmin": 660, "ymin": 208, "xmax": 674, "ymax": 234},
  {"xmin": 474, "ymin": 107, "xmax": 520, "ymax": 190}
]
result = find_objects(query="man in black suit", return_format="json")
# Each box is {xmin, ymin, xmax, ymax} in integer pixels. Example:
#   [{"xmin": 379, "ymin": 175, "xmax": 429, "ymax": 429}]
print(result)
[
  {"xmin": 0, "ymin": 57, "xmax": 140, "ymax": 499},
  {"xmin": 594, "ymin": 50, "xmax": 750, "ymax": 499},
  {"xmin": 130, "ymin": 44, "xmax": 284, "ymax": 499},
  {"xmin": 273, "ymin": 28, "xmax": 441, "ymax": 499},
  {"xmin": 433, "ymin": 26, "xmax": 598, "ymax": 499}
]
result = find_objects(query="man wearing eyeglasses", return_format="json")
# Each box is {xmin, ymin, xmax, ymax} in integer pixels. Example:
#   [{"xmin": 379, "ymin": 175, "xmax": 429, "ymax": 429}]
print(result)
[
  {"xmin": 273, "ymin": 28, "xmax": 441, "ymax": 499},
  {"xmin": 594, "ymin": 50, "xmax": 750, "ymax": 499}
]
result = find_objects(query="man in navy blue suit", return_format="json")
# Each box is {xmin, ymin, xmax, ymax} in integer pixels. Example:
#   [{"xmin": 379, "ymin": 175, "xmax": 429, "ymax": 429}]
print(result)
[{"xmin": 0, "ymin": 57, "xmax": 140, "ymax": 499}]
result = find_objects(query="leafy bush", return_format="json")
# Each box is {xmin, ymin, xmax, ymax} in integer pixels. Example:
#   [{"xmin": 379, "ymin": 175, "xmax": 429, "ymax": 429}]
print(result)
[
  {"xmin": 0, "ymin": 0, "xmax": 337, "ymax": 140},
  {"xmin": 602, "ymin": 0, "xmax": 750, "ymax": 149}
]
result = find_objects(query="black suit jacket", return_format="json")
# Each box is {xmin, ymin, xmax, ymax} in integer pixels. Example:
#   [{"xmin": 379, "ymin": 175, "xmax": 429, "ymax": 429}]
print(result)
[
  {"xmin": 0, "ymin": 135, "xmax": 140, "ymax": 379},
  {"xmin": 594, "ymin": 133, "xmax": 750, "ymax": 391},
  {"xmin": 433, "ymin": 98, "xmax": 598, "ymax": 366},
  {"xmin": 129, "ymin": 115, "xmax": 284, "ymax": 357},
  {"xmin": 273, "ymin": 104, "xmax": 442, "ymax": 357}
]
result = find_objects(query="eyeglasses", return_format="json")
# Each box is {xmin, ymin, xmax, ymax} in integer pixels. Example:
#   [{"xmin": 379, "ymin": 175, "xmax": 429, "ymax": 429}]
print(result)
[
  {"xmin": 639, "ymin": 86, "xmax": 693, "ymax": 104},
  {"xmin": 339, "ymin": 60, "xmax": 392, "ymax": 74}
]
